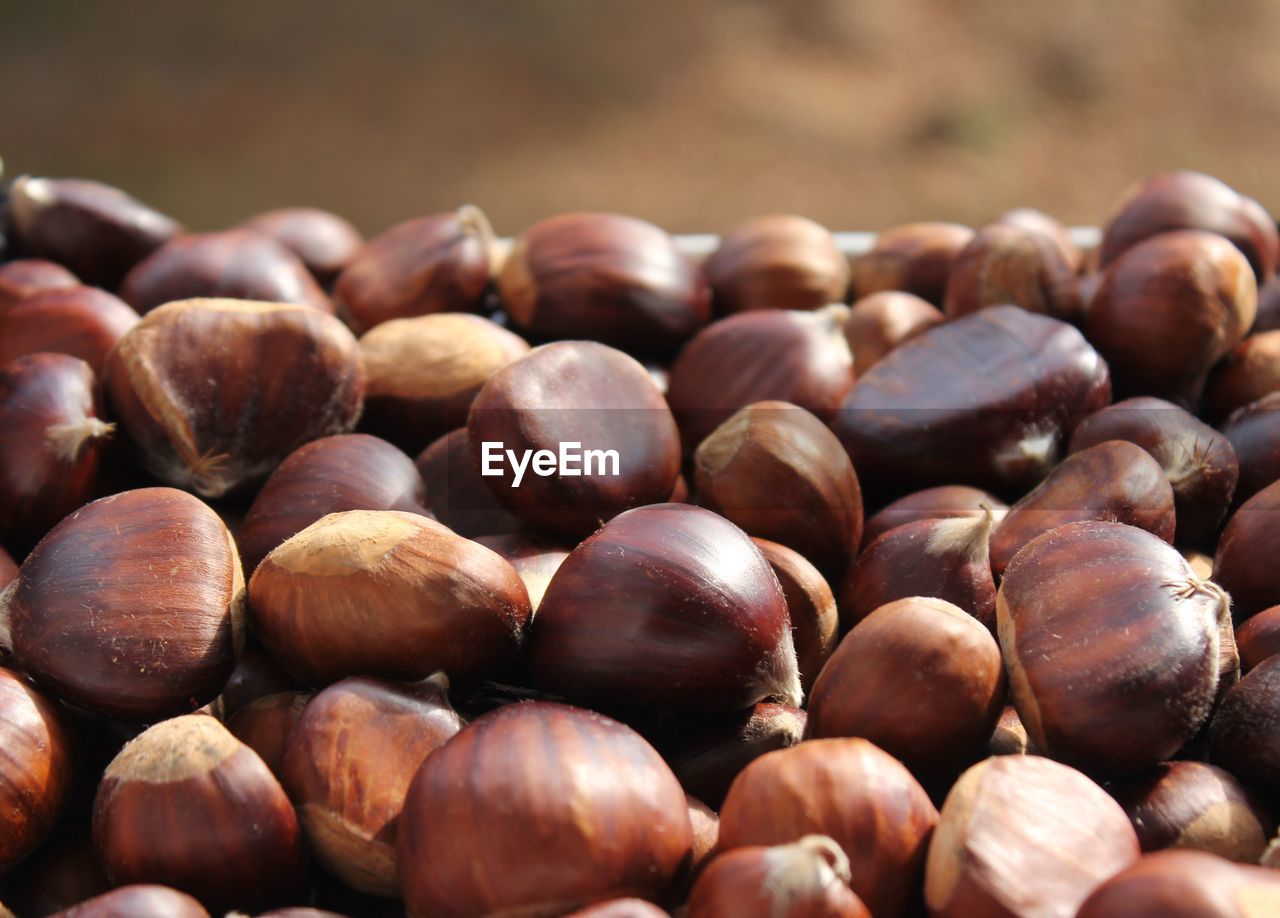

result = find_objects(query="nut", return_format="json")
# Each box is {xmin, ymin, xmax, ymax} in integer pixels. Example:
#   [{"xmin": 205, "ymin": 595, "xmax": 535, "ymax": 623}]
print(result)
[{"xmin": 704, "ymin": 214, "xmax": 849, "ymax": 314}]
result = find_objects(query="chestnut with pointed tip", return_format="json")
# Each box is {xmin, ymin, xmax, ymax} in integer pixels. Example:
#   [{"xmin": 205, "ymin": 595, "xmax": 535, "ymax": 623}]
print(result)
[
  {"xmin": 843, "ymin": 290, "xmax": 943, "ymax": 373},
  {"xmin": 751, "ymin": 539, "xmax": 838, "ymax": 692},
  {"xmin": 226, "ymin": 690, "xmax": 311, "ymax": 779},
  {"xmin": 0, "ymin": 258, "xmax": 78, "ymax": 316},
  {"xmin": 1210, "ymin": 655, "xmax": 1280, "ymax": 795},
  {"xmin": 943, "ymin": 220, "xmax": 1083, "ymax": 322},
  {"xmin": 1214, "ymin": 479, "xmax": 1280, "ymax": 622},
  {"xmin": 415, "ymin": 427, "xmax": 525, "ymax": 538},
  {"xmin": 848, "ymin": 221, "xmax": 973, "ymax": 304},
  {"xmin": 0, "ymin": 285, "xmax": 140, "ymax": 373},
  {"xmin": 1221, "ymin": 392, "xmax": 1280, "ymax": 506},
  {"xmin": 1076, "ymin": 849, "xmax": 1280, "ymax": 917},
  {"xmin": 48, "ymin": 885, "xmax": 210, "ymax": 918},
  {"xmin": 240, "ymin": 206, "xmax": 364, "ymax": 286},
  {"xmin": 704, "ymin": 214, "xmax": 849, "ymax": 314},
  {"xmin": 861, "ymin": 485, "xmax": 1007, "ymax": 548},
  {"xmin": 1236, "ymin": 606, "xmax": 1280, "ymax": 672}
]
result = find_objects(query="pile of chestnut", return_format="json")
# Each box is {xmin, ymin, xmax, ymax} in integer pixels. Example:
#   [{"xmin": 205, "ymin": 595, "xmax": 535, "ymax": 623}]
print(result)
[{"xmin": 4, "ymin": 167, "xmax": 1280, "ymax": 917}]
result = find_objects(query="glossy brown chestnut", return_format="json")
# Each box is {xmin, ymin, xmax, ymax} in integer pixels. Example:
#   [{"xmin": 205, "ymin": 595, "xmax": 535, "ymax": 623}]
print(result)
[
  {"xmin": 1098, "ymin": 170, "xmax": 1279, "ymax": 280},
  {"xmin": 0, "ymin": 258, "xmax": 78, "ymax": 315},
  {"xmin": 843, "ymin": 290, "xmax": 943, "ymax": 373},
  {"xmin": 989, "ymin": 439, "xmax": 1175, "ymax": 576},
  {"xmin": 360, "ymin": 313, "xmax": 529, "ymax": 452},
  {"xmin": 861, "ymin": 484, "xmax": 1007, "ymax": 548},
  {"xmin": 751, "ymin": 539, "xmax": 837, "ymax": 692},
  {"xmin": 283, "ymin": 675, "xmax": 465, "ymax": 897},
  {"xmin": 847, "ymin": 221, "xmax": 973, "ymax": 304},
  {"xmin": 103, "ymin": 299, "xmax": 365, "ymax": 499},
  {"xmin": 334, "ymin": 206, "xmax": 495, "ymax": 334},
  {"xmin": 0, "ymin": 353, "xmax": 115, "ymax": 552},
  {"xmin": 704, "ymin": 215, "xmax": 849, "ymax": 314},
  {"xmin": 499, "ymin": 212, "xmax": 710, "ymax": 355},
  {"xmin": 415, "ymin": 428, "xmax": 525, "ymax": 538},
  {"xmin": 397, "ymin": 701, "xmax": 693, "ymax": 917},
  {"xmin": 667, "ymin": 306, "xmax": 854, "ymax": 451},
  {"xmin": 1214, "ymin": 479, "xmax": 1280, "ymax": 622},
  {"xmin": 1205, "ymin": 331, "xmax": 1280, "ymax": 423},
  {"xmin": 717, "ymin": 738, "xmax": 937, "ymax": 918},
  {"xmin": 1236, "ymin": 605, "xmax": 1280, "ymax": 672},
  {"xmin": 240, "ymin": 206, "xmax": 364, "ymax": 286},
  {"xmin": 1210, "ymin": 655, "xmax": 1280, "ymax": 795},
  {"xmin": 250, "ymin": 510, "xmax": 530, "ymax": 686},
  {"xmin": 0, "ymin": 667, "xmax": 75, "ymax": 873},
  {"xmin": 1, "ymin": 824, "xmax": 111, "ymax": 917},
  {"xmin": 468, "ymin": 341, "xmax": 682, "ymax": 538},
  {"xmin": 1076, "ymin": 849, "xmax": 1280, "ymax": 917},
  {"xmin": 806, "ymin": 596, "xmax": 1005, "ymax": 784},
  {"xmin": 694, "ymin": 401, "xmax": 862, "ymax": 575},
  {"xmin": 924, "ymin": 755, "xmax": 1139, "ymax": 917},
  {"xmin": 1108, "ymin": 761, "xmax": 1273, "ymax": 862},
  {"xmin": 1221, "ymin": 392, "xmax": 1280, "ymax": 506},
  {"xmin": 236, "ymin": 433, "xmax": 429, "ymax": 575},
  {"xmin": 529, "ymin": 503, "xmax": 800, "ymax": 712},
  {"xmin": 1086, "ymin": 230, "xmax": 1255, "ymax": 406},
  {"xmin": 998, "ymin": 521, "xmax": 1231, "ymax": 775},
  {"xmin": 996, "ymin": 207, "xmax": 1084, "ymax": 271},
  {"xmin": 92, "ymin": 715, "xmax": 308, "ymax": 909},
  {"xmin": 1068, "ymin": 396, "xmax": 1239, "ymax": 546},
  {"xmin": 0, "ymin": 285, "xmax": 140, "ymax": 373},
  {"xmin": 48, "ymin": 885, "xmax": 210, "ymax": 918},
  {"xmin": 473, "ymin": 533, "xmax": 571, "ymax": 613},
  {"xmin": 688, "ymin": 836, "xmax": 870, "ymax": 918},
  {"xmin": 4, "ymin": 176, "xmax": 181, "ymax": 288},
  {"xmin": 943, "ymin": 220, "xmax": 1083, "ymax": 322},
  {"xmin": 562, "ymin": 900, "xmax": 670, "ymax": 918},
  {"xmin": 834, "ymin": 306, "xmax": 1111, "ymax": 496},
  {"xmin": 119, "ymin": 229, "xmax": 333, "ymax": 315},
  {"xmin": 840, "ymin": 509, "xmax": 996, "ymax": 632},
  {"xmin": 0, "ymin": 488, "xmax": 244, "ymax": 720},
  {"xmin": 226, "ymin": 690, "xmax": 311, "ymax": 779}
]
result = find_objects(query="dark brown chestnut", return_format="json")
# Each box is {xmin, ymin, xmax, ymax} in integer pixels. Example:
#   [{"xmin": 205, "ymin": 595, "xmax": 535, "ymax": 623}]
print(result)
[
  {"xmin": 0, "ymin": 353, "xmax": 115, "ymax": 552},
  {"xmin": 688, "ymin": 836, "xmax": 870, "ymax": 918},
  {"xmin": 0, "ymin": 285, "xmax": 140, "ymax": 373},
  {"xmin": 498, "ymin": 212, "xmax": 710, "ymax": 355},
  {"xmin": 236, "ymin": 433, "xmax": 429, "ymax": 575},
  {"xmin": 415, "ymin": 427, "xmax": 525, "ymax": 538},
  {"xmin": 282, "ymin": 675, "xmax": 464, "ymax": 896},
  {"xmin": 751, "ymin": 539, "xmax": 837, "ymax": 693},
  {"xmin": 1236, "ymin": 605, "xmax": 1280, "ymax": 672},
  {"xmin": 1079, "ymin": 850, "xmax": 1280, "ymax": 917},
  {"xmin": 1210, "ymin": 655, "xmax": 1280, "ymax": 795},
  {"xmin": 360, "ymin": 313, "xmax": 529, "ymax": 453},
  {"xmin": 1086, "ymin": 230, "xmax": 1255, "ymax": 406},
  {"xmin": 998, "ymin": 521, "xmax": 1231, "ymax": 776},
  {"xmin": 468, "ymin": 341, "xmax": 681, "ymax": 538},
  {"xmin": 989, "ymin": 439, "xmax": 1175, "ymax": 576},
  {"xmin": 1221, "ymin": 392, "xmax": 1280, "ymax": 506},
  {"xmin": 0, "ymin": 546, "xmax": 14, "ymax": 592},
  {"xmin": 240, "ymin": 206, "xmax": 364, "ymax": 286},
  {"xmin": 217, "ymin": 643, "xmax": 301, "ymax": 717},
  {"xmin": 119, "ymin": 229, "xmax": 333, "ymax": 315},
  {"xmin": 397, "ymin": 701, "xmax": 692, "ymax": 917},
  {"xmin": 4, "ymin": 175, "xmax": 181, "ymax": 288},
  {"xmin": 834, "ymin": 305, "xmax": 1111, "ymax": 497},
  {"xmin": 1214, "ymin": 479, "xmax": 1280, "ymax": 622},
  {"xmin": 924, "ymin": 756, "xmax": 1139, "ymax": 917},
  {"xmin": 1255, "ymin": 273, "xmax": 1280, "ymax": 332},
  {"xmin": 943, "ymin": 220, "xmax": 1082, "ymax": 322},
  {"xmin": 92, "ymin": 715, "xmax": 308, "ymax": 909},
  {"xmin": 704, "ymin": 215, "xmax": 849, "ymax": 314},
  {"xmin": 861, "ymin": 484, "xmax": 1008, "ymax": 548},
  {"xmin": 806, "ymin": 596, "xmax": 1005, "ymax": 786},
  {"xmin": 334, "ymin": 206, "xmax": 495, "ymax": 334},
  {"xmin": 249, "ymin": 510, "xmax": 530, "ymax": 686},
  {"xmin": 0, "ymin": 258, "xmax": 78, "ymax": 316},
  {"xmin": 529, "ymin": 503, "xmax": 800, "ymax": 712},
  {"xmin": 103, "ymin": 299, "xmax": 365, "ymax": 499},
  {"xmin": 843, "ymin": 290, "xmax": 943, "ymax": 373},
  {"xmin": 694, "ymin": 401, "xmax": 862, "ymax": 575},
  {"xmin": 0, "ymin": 487, "xmax": 243, "ymax": 720},
  {"xmin": 1068, "ymin": 396, "xmax": 1239, "ymax": 546},
  {"xmin": 667, "ymin": 305, "xmax": 855, "ymax": 451},
  {"xmin": 473, "ymin": 533, "xmax": 571, "ymax": 613},
  {"xmin": 48, "ymin": 885, "xmax": 210, "ymax": 918},
  {"xmin": 717, "ymin": 737, "xmax": 938, "ymax": 918},
  {"xmin": 226, "ymin": 690, "xmax": 311, "ymax": 779},
  {"xmin": 848, "ymin": 221, "xmax": 973, "ymax": 304},
  {"xmin": 1205, "ymin": 331, "xmax": 1280, "ymax": 423},
  {"xmin": 1, "ymin": 824, "xmax": 111, "ymax": 916}
]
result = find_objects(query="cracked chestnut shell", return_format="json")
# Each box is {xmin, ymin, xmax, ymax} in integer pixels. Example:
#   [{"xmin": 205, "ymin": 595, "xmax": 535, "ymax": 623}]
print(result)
[
  {"xmin": 843, "ymin": 291, "xmax": 943, "ymax": 373},
  {"xmin": 103, "ymin": 299, "xmax": 365, "ymax": 499},
  {"xmin": 848, "ymin": 222, "xmax": 973, "ymax": 304},
  {"xmin": 943, "ymin": 220, "xmax": 1082, "ymax": 322},
  {"xmin": 0, "ymin": 285, "xmax": 139, "ymax": 373},
  {"xmin": 240, "ymin": 207, "xmax": 364, "ymax": 286},
  {"xmin": 704, "ymin": 215, "xmax": 849, "ymax": 314},
  {"xmin": 1214, "ymin": 479, "xmax": 1280, "ymax": 622}
]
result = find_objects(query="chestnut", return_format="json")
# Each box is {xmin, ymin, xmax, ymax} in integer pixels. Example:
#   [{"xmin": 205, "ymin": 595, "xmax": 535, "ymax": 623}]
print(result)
[
  {"xmin": 1108, "ymin": 761, "xmax": 1274, "ymax": 862},
  {"xmin": 717, "ymin": 737, "xmax": 937, "ymax": 917},
  {"xmin": 861, "ymin": 484, "xmax": 1007, "ymax": 548},
  {"xmin": 249, "ymin": 510, "xmax": 530, "ymax": 686},
  {"xmin": 1098, "ymin": 170, "xmax": 1279, "ymax": 280},
  {"xmin": 1210, "ymin": 655, "xmax": 1280, "ymax": 796},
  {"xmin": 1068, "ymin": 396, "xmax": 1239, "ymax": 546},
  {"xmin": 528, "ymin": 503, "xmax": 800, "ymax": 712},
  {"xmin": 236, "ymin": 433, "xmax": 429, "ymax": 575},
  {"xmin": 217, "ymin": 643, "xmax": 303, "ymax": 717},
  {"xmin": 1255, "ymin": 273, "xmax": 1280, "ymax": 332},
  {"xmin": 751, "ymin": 539, "xmax": 837, "ymax": 692},
  {"xmin": 924, "ymin": 755, "xmax": 1139, "ymax": 917},
  {"xmin": 694, "ymin": 401, "xmax": 862, "ymax": 575},
  {"xmin": 0, "ymin": 667, "xmax": 75, "ymax": 873},
  {"xmin": 686, "ymin": 795, "xmax": 719, "ymax": 877},
  {"xmin": 1185, "ymin": 549, "xmax": 1216, "ymax": 580},
  {"xmin": 989, "ymin": 704, "xmax": 1038, "ymax": 756},
  {"xmin": 498, "ymin": 212, "xmax": 710, "ymax": 355},
  {"xmin": 334, "ymin": 206, "xmax": 495, "ymax": 334},
  {"xmin": 0, "ymin": 487, "xmax": 243, "ymax": 720},
  {"xmin": 1221, "ymin": 392, "xmax": 1280, "ymax": 506},
  {"xmin": 226, "ymin": 690, "xmax": 312, "ymax": 779},
  {"xmin": 1085, "ymin": 230, "xmax": 1255, "ymax": 406},
  {"xmin": 473, "ymin": 533, "xmax": 571, "ymax": 612},
  {"xmin": 282, "ymin": 675, "xmax": 465, "ymax": 897},
  {"xmin": 0, "ymin": 353, "xmax": 115, "ymax": 552},
  {"xmin": 1213, "ymin": 478, "xmax": 1280, "ymax": 622},
  {"xmin": 360, "ymin": 313, "xmax": 529, "ymax": 453},
  {"xmin": 943, "ymin": 220, "xmax": 1083, "ymax": 322},
  {"xmin": 48, "ymin": 886, "xmax": 210, "ymax": 917},
  {"xmin": 1206, "ymin": 331, "xmax": 1280, "ymax": 423},
  {"xmin": 843, "ymin": 290, "xmax": 943, "ymax": 373},
  {"xmin": 667, "ymin": 306, "xmax": 854, "ymax": 452},
  {"xmin": 563, "ymin": 900, "xmax": 670, "ymax": 918},
  {"xmin": 989, "ymin": 439, "xmax": 1175, "ymax": 576},
  {"xmin": 397, "ymin": 701, "xmax": 693, "ymax": 917},
  {"xmin": 119, "ymin": 229, "xmax": 333, "ymax": 315},
  {"xmin": 688, "ymin": 835, "xmax": 870, "ymax": 918},
  {"xmin": 0, "ymin": 546, "xmax": 14, "ymax": 592},
  {"xmin": 805, "ymin": 596, "xmax": 1005, "ymax": 786},
  {"xmin": 847, "ymin": 221, "xmax": 973, "ymax": 304},
  {"xmin": 240, "ymin": 206, "xmax": 364, "ymax": 286},
  {"xmin": 468, "ymin": 341, "xmax": 681, "ymax": 538},
  {"xmin": 997, "ymin": 206, "xmax": 1085, "ymax": 271},
  {"xmin": 92, "ymin": 715, "xmax": 308, "ymax": 910},
  {"xmin": 1236, "ymin": 605, "xmax": 1280, "ymax": 672},
  {"xmin": 1076, "ymin": 849, "xmax": 1280, "ymax": 917},
  {"xmin": 4, "ymin": 175, "xmax": 181, "ymax": 287},
  {"xmin": 1, "ymin": 824, "xmax": 111, "ymax": 916},
  {"xmin": 834, "ymin": 305, "xmax": 1111, "ymax": 496},
  {"xmin": 0, "ymin": 284, "xmax": 140, "ymax": 373},
  {"xmin": 998, "ymin": 521, "xmax": 1231, "ymax": 776},
  {"xmin": 0, "ymin": 257, "xmax": 78, "ymax": 316},
  {"xmin": 103, "ymin": 299, "xmax": 365, "ymax": 499},
  {"xmin": 415, "ymin": 427, "xmax": 525, "ymax": 538},
  {"xmin": 704, "ymin": 214, "xmax": 849, "ymax": 314}
]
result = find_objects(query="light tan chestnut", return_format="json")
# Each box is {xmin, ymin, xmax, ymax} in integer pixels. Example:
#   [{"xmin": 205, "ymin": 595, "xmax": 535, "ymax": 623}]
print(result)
[{"xmin": 843, "ymin": 291, "xmax": 943, "ymax": 373}]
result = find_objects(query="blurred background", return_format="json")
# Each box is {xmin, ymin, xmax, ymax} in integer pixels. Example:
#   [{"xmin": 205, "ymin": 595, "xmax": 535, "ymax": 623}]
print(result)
[{"xmin": 4, "ymin": 0, "xmax": 1279, "ymax": 237}]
